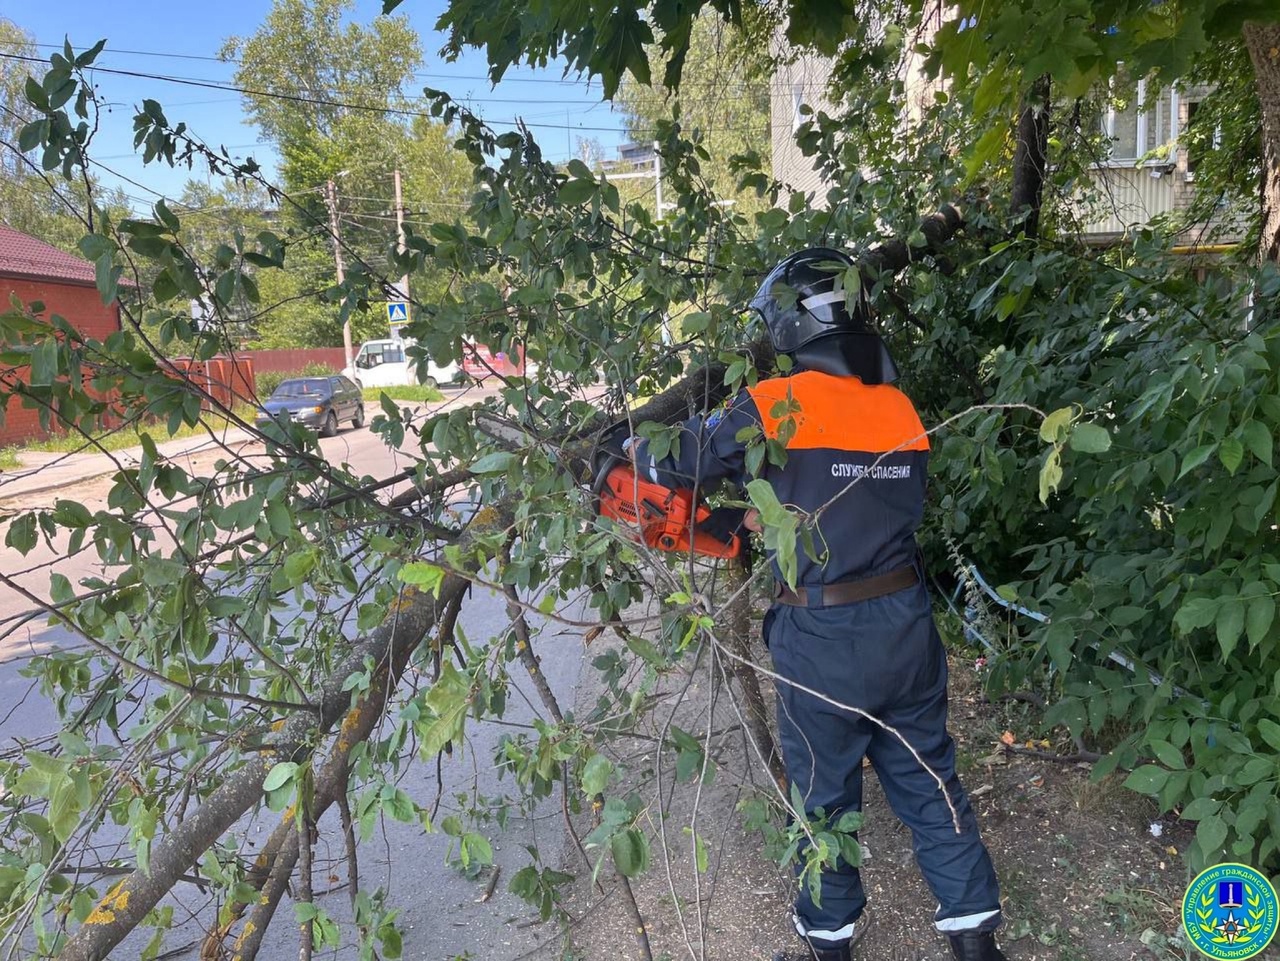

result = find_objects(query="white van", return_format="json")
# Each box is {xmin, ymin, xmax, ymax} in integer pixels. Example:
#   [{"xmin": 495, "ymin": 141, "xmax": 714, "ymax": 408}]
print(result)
[{"xmin": 342, "ymin": 338, "xmax": 461, "ymax": 390}]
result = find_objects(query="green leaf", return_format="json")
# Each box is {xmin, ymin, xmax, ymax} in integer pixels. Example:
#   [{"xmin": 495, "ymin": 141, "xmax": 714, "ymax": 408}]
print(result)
[
  {"xmin": 1122, "ymin": 764, "xmax": 1168, "ymax": 795},
  {"xmin": 1246, "ymin": 595, "xmax": 1275, "ymax": 650},
  {"xmin": 1218, "ymin": 436, "xmax": 1244, "ymax": 474},
  {"xmin": 1180, "ymin": 796, "xmax": 1220, "ymax": 821},
  {"xmin": 30, "ymin": 335, "xmax": 58, "ymax": 386},
  {"xmin": 1242, "ymin": 419, "xmax": 1273, "ymax": 466},
  {"xmin": 294, "ymin": 902, "xmax": 319, "ymax": 923},
  {"xmin": 1178, "ymin": 444, "xmax": 1216, "ymax": 479},
  {"xmin": 1043, "ymin": 620, "xmax": 1073, "ymax": 668},
  {"xmin": 154, "ymin": 199, "xmax": 180, "ymax": 232},
  {"xmin": 282, "ymin": 550, "xmax": 317, "ymax": 585},
  {"xmin": 693, "ymin": 829, "xmax": 709, "ymax": 873},
  {"xmin": 5, "ymin": 514, "xmax": 37, "ymax": 554},
  {"xmin": 610, "ymin": 827, "xmax": 650, "ymax": 878},
  {"xmin": 1196, "ymin": 814, "xmax": 1227, "ymax": 857},
  {"xmin": 1039, "ymin": 407, "xmax": 1073, "ymax": 444},
  {"xmin": 581, "ymin": 754, "xmax": 613, "ymax": 796},
  {"xmin": 1216, "ymin": 599, "xmax": 1245, "ymax": 659},
  {"xmin": 470, "ymin": 451, "xmax": 517, "ymax": 474},
  {"xmin": 964, "ymin": 126, "xmax": 1006, "ymax": 182},
  {"xmin": 263, "ymin": 762, "xmax": 299, "ymax": 793},
  {"xmin": 18, "ymin": 120, "xmax": 46, "ymax": 153},
  {"xmin": 1257, "ymin": 718, "xmax": 1280, "ymax": 753},
  {"xmin": 1038, "ymin": 448, "xmax": 1063, "ymax": 504},
  {"xmin": 747, "ymin": 478, "xmax": 800, "ymax": 587},
  {"xmin": 1174, "ymin": 595, "xmax": 1220, "ymax": 633},
  {"xmin": 745, "ymin": 478, "xmax": 785, "ymax": 526},
  {"xmin": 557, "ymin": 179, "xmax": 596, "ymax": 205},
  {"xmin": 1148, "ymin": 739, "xmax": 1185, "ymax": 770},
  {"xmin": 1068, "ymin": 422, "xmax": 1111, "ymax": 453},
  {"xmin": 398, "ymin": 562, "xmax": 445, "ymax": 595},
  {"xmin": 95, "ymin": 255, "xmax": 121, "ymax": 306}
]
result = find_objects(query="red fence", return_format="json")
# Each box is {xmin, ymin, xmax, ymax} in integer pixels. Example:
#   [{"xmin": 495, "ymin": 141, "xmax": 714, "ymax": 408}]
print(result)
[
  {"xmin": 233, "ymin": 348, "xmax": 346, "ymax": 379},
  {"xmin": 1, "ymin": 347, "xmax": 348, "ymax": 448}
]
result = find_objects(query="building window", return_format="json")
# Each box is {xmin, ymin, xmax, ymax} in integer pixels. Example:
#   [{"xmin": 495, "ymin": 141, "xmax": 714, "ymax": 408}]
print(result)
[
  {"xmin": 1102, "ymin": 72, "xmax": 1178, "ymax": 166},
  {"xmin": 792, "ymin": 83, "xmax": 806, "ymax": 133},
  {"xmin": 1184, "ymin": 101, "xmax": 1222, "ymax": 180}
]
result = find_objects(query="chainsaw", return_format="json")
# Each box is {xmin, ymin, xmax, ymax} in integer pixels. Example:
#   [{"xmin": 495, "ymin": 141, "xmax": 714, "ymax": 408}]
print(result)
[{"xmin": 593, "ymin": 451, "xmax": 742, "ymax": 560}]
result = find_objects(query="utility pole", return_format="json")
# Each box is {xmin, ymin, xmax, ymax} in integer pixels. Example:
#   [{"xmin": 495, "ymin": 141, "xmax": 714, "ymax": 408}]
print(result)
[
  {"xmin": 325, "ymin": 178, "xmax": 353, "ymax": 371},
  {"xmin": 608, "ymin": 143, "xmax": 671, "ymax": 343},
  {"xmin": 652, "ymin": 140, "xmax": 663, "ymax": 219},
  {"xmin": 393, "ymin": 168, "xmax": 410, "ymax": 324}
]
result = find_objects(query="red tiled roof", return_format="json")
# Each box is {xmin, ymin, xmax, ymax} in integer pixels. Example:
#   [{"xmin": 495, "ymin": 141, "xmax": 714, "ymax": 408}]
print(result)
[{"xmin": 0, "ymin": 223, "xmax": 98, "ymax": 286}]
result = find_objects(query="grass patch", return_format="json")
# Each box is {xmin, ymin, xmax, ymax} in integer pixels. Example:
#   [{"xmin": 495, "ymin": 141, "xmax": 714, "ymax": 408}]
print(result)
[
  {"xmin": 9, "ymin": 405, "xmax": 259, "ymax": 459},
  {"xmin": 0, "ymin": 447, "xmax": 19, "ymax": 470},
  {"xmin": 363, "ymin": 385, "xmax": 445, "ymax": 404}
]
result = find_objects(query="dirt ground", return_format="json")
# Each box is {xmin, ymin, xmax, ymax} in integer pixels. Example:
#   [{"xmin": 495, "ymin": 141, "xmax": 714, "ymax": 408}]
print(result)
[{"xmin": 524, "ymin": 617, "xmax": 1279, "ymax": 961}]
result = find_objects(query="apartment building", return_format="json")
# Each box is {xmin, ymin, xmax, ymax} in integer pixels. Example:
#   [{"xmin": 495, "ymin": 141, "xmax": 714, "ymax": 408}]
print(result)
[{"xmin": 769, "ymin": 46, "xmax": 1243, "ymax": 246}]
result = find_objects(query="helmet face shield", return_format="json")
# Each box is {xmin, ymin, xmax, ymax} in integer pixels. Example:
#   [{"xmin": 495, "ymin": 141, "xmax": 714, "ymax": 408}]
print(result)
[
  {"xmin": 749, "ymin": 247, "xmax": 898, "ymax": 384},
  {"xmin": 749, "ymin": 248, "xmax": 869, "ymax": 355}
]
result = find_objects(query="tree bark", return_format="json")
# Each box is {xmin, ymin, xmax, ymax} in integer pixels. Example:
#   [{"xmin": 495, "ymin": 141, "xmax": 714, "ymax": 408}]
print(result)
[
  {"xmin": 1244, "ymin": 22, "xmax": 1280, "ymax": 263},
  {"xmin": 1010, "ymin": 76, "xmax": 1051, "ymax": 239}
]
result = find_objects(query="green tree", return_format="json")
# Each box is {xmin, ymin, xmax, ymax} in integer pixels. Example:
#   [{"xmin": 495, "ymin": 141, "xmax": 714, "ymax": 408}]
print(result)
[
  {"xmin": 0, "ymin": 17, "xmax": 37, "ymax": 176},
  {"xmin": 425, "ymin": 0, "xmax": 1280, "ymax": 258},
  {"xmin": 614, "ymin": 10, "xmax": 772, "ymax": 215},
  {"xmin": 220, "ymin": 0, "xmax": 473, "ymax": 349}
]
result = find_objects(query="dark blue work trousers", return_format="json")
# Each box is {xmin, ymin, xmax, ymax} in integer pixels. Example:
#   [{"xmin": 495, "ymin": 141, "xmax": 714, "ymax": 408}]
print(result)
[{"xmin": 765, "ymin": 582, "xmax": 1002, "ymax": 947}]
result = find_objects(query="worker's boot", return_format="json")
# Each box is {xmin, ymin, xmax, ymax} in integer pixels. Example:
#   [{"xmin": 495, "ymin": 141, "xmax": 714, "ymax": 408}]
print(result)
[{"xmin": 946, "ymin": 931, "xmax": 1008, "ymax": 961}]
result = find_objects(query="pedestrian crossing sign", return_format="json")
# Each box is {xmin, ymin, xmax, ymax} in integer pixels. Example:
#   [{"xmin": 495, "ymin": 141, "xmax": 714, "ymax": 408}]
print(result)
[{"xmin": 387, "ymin": 302, "xmax": 408, "ymax": 323}]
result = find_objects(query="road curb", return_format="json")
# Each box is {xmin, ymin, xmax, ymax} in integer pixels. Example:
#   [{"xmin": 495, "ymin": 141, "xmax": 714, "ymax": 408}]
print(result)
[{"xmin": 0, "ymin": 465, "xmax": 123, "ymax": 506}]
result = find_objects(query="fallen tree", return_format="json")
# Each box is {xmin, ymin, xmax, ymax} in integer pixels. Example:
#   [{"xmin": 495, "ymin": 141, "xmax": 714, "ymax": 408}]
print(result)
[{"xmin": 4, "ymin": 14, "xmax": 1279, "ymax": 959}]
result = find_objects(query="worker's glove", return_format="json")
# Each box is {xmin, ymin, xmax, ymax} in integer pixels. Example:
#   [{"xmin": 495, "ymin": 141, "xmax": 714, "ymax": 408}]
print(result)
[
  {"xmin": 596, "ymin": 421, "xmax": 633, "ymax": 462},
  {"xmin": 696, "ymin": 506, "xmax": 747, "ymax": 544}
]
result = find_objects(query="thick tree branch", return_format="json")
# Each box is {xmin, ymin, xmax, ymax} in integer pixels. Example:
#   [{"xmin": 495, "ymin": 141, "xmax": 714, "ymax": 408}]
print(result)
[
  {"xmin": 1243, "ymin": 22, "xmax": 1280, "ymax": 262},
  {"xmin": 56, "ymin": 572, "xmax": 469, "ymax": 961},
  {"xmin": 1011, "ymin": 77, "xmax": 1051, "ymax": 238},
  {"xmin": 199, "ymin": 588, "xmax": 468, "ymax": 961}
]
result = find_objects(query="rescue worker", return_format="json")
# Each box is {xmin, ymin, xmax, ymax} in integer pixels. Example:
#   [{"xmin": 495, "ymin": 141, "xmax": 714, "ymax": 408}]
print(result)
[{"xmin": 627, "ymin": 248, "xmax": 1007, "ymax": 961}]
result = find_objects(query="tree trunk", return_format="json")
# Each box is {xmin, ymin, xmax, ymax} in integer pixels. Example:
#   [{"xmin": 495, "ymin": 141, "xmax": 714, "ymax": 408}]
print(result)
[
  {"xmin": 1010, "ymin": 76, "xmax": 1051, "ymax": 239},
  {"xmin": 1244, "ymin": 22, "xmax": 1280, "ymax": 263}
]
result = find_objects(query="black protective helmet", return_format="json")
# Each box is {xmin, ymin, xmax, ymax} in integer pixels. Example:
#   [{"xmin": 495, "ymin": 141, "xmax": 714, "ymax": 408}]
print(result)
[{"xmin": 748, "ymin": 247, "xmax": 898, "ymax": 384}]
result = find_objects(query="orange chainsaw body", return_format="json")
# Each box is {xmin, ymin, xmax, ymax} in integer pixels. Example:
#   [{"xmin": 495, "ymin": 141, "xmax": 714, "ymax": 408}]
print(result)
[{"xmin": 597, "ymin": 463, "xmax": 740, "ymax": 559}]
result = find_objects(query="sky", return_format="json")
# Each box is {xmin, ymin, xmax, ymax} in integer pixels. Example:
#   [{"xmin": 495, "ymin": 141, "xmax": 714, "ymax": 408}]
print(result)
[{"xmin": 3, "ymin": 0, "xmax": 632, "ymax": 210}]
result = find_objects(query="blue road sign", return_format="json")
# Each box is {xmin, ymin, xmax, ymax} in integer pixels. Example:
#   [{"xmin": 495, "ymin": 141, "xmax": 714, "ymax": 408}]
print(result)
[{"xmin": 387, "ymin": 302, "xmax": 408, "ymax": 323}]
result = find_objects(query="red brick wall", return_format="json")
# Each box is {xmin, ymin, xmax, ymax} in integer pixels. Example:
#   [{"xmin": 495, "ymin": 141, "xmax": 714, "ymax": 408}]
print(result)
[{"xmin": 0, "ymin": 276, "xmax": 122, "ymax": 447}]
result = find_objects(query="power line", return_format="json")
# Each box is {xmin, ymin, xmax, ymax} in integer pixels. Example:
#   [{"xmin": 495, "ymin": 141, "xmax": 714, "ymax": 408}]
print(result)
[
  {"xmin": 0, "ymin": 51, "xmax": 636, "ymax": 134},
  {"xmin": 7, "ymin": 37, "xmax": 804, "ymax": 91},
  {"xmin": 0, "ymin": 50, "xmax": 773, "ymax": 142}
]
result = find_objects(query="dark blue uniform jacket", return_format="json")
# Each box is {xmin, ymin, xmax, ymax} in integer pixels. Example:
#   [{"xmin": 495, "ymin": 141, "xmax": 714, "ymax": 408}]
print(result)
[{"xmin": 634, "ymin": 369, "xmax": 930, "ymax": 585}]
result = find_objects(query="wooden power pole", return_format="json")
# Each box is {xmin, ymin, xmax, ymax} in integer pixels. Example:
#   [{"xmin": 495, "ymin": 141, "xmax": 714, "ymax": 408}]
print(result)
[{"xmin": 325, "ymin": 178, "xmax": 354, "ymax": 371}]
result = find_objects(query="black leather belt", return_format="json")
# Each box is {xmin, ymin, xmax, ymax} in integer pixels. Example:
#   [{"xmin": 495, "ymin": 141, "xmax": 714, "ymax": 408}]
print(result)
[{"xmin": 775, "ymin": 564, "xmax": 919, "ymax": 607}]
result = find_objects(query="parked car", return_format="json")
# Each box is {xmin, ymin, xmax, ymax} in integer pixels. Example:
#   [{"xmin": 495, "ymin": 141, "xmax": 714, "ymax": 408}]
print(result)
[
  {"xmin": 341, "ymin": 338, "xmax": 460, "ymax": 390},
  {"xmin": 255, "ymin": 376, "xmax": 365, "ymax": 437}
]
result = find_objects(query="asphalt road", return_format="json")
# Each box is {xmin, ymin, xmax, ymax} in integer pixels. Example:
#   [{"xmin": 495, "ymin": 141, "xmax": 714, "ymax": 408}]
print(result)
[{"xmin": 0, "ymin": 387, "xmax": 586, "ymax": 960}]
